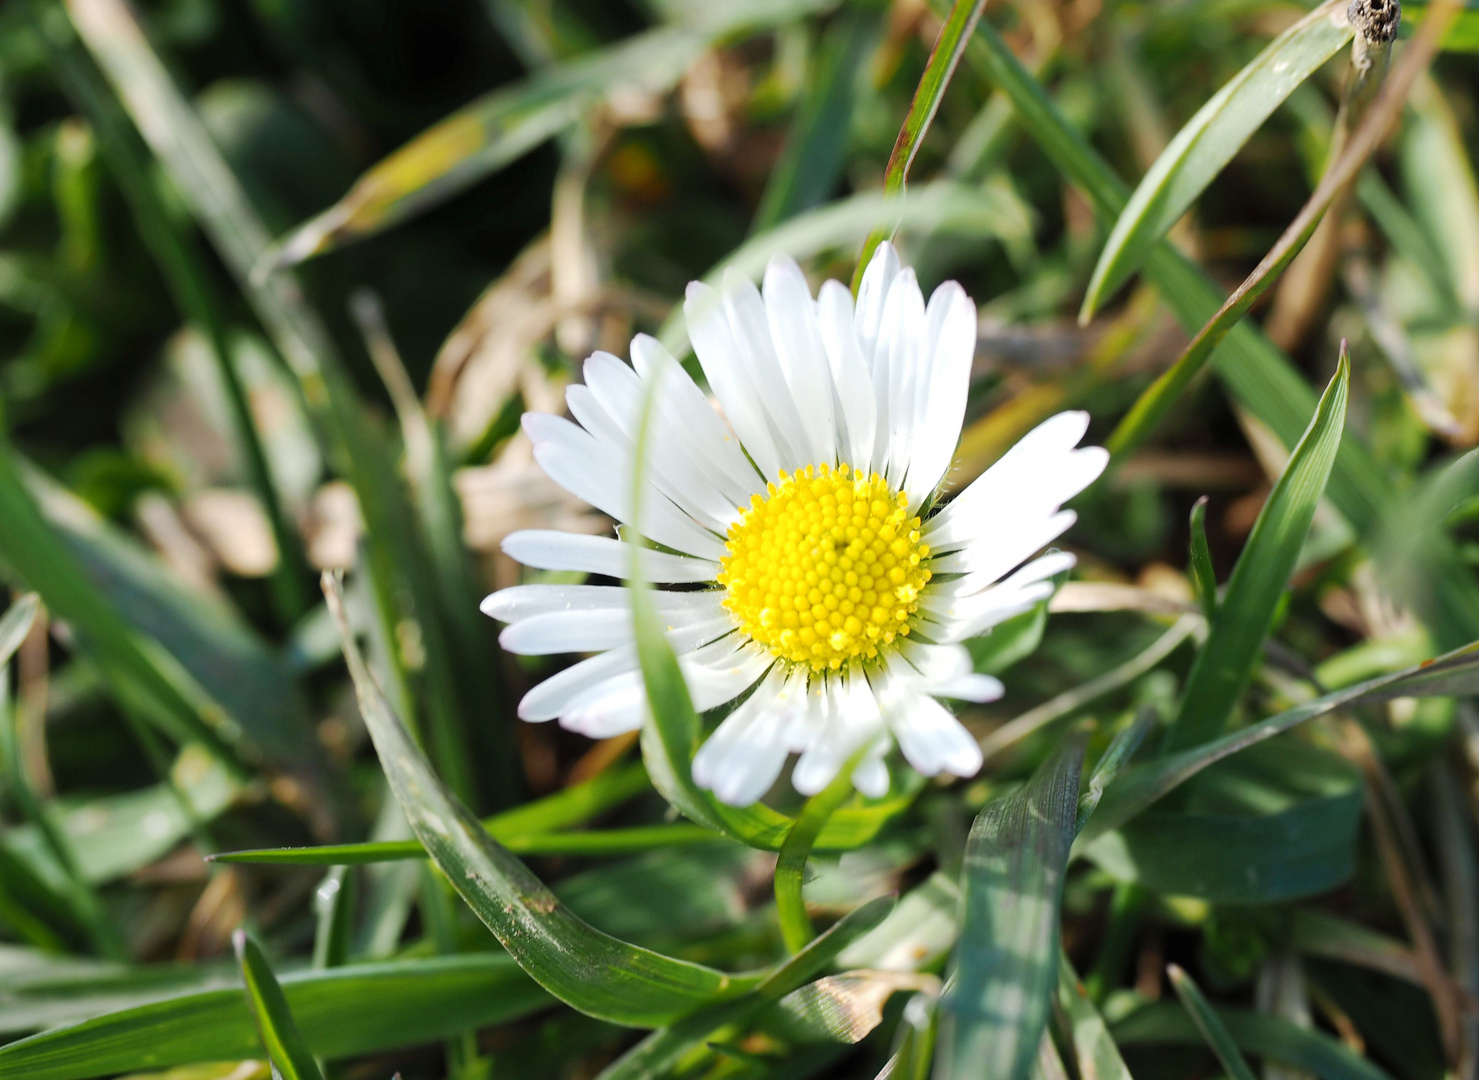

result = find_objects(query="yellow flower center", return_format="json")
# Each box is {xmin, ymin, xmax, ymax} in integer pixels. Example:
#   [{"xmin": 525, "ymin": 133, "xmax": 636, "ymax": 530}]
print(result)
[{"xmin": 717, "ymin": 463, "xmax": 931, "ymax": 672}]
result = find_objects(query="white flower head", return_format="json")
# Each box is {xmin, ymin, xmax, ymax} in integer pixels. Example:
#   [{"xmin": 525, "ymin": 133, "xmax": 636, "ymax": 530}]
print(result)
[{"xmin": 482, "ymin": 244, "xmax": 1107, "ymax": 806}]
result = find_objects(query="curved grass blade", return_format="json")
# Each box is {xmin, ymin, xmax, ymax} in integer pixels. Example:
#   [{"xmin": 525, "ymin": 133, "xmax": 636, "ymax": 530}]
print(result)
[
  {"xmin": 852, "ymin": 0, "xmax": 989, "ymax": 292},
  {"xmin": 1056, "ymin": 956, "xmax": 1135, "ymax": 1080},
  {"xmin": 595, "ymin": 897, "xmax": 895, "ymax": 1080},
  {"xmin": 659, "ymin": 181, "xmax": 1032, "ymax": 356},
  {"xmin": 1163, "ymin": 349, "xmax": 1348, "ymax": 751},
  {"xmin": 775, "ymin": 750, "xmax": 870, "ymax": 953},
  {"xmin": 324, "ymin": 572, "xmax": 753, "ymax": 1027},
  {"xmin": 1112, "ymin": 1002, "xmax": 1393, "ymax": 1080},
  {"xmin": 233, "ymin": 932, "xmax": 325, "ymax": 1080},
  {"xmin": 1080, "ymin": 0, "xmax": 1353, "ymax": 319},
  {"xmin": 0, "ymin": 954, "xmax": 548, "ymax": 1080},
  {"xmin": 210, "ymin": 824, "xmax": 723, "ymax": 866},
  {"xmin": 1107, "ymin": 6, "xmax": 1459, "ymax": 459},
  {"xmin": 1080, "ymin": 637, "xmax": 1479, "ymax": 841},
  {"xmin": 264, "ymin": 0, "xmax": 834, "ymax": 270},
  {"xmin": 937, "ymin": 734, "xmax": 1087, "ymax": 1080},
  {"xmin": 1188, "ymin": 497, "xmax": 1218, "ymax": 622}
]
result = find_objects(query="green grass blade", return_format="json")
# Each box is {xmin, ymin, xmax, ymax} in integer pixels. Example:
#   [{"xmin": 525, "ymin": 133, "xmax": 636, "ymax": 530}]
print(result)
[
  {"xmin": 311, "ymin": 867, "xmax": 353, "ymax": 970},
  {"xmin": 0, "ymin": 593, "xmax": 39, "ymax": 667},
  {"xmin": 852, "ymin": 0, "xmax": 988, "ymax": 291},
  {"xmin": 959, "ymin": 17, "xmax": 1479, "ymax": 651},
  {"xmin": 233, "ymin": 931, "xmax": 326, "ymax": 1080},
  {"xmin": 265, "ymin": 0, "xmax": 834, "ymax": 268},
  {"xmin": 1188, "ymin": 496, "xmax": 1218, "ymax": 622},
  {"xmin": 1080, "ymin": 0, "xmax": 1352, "ymax": 319},
  {"xmin": 1164, "ymin": 348, "xmax": 1348, "ymax": 751},
  {"xmin": 595, "ymin": 897, "xmax": 895, "ymax": 1080},
  {"xmin": 1080, "ymin": 637, "xmax": 1479, "ymax": 840},
  {"xmin": 752, "ymin": 12, "xmax": 877, "ymax": 232},
  {"xmin": 324, "ymin": 572, "xmax": 751, "ymax": 1027},
  {"xmin": 0, "ymin": 955, "xmax": 549, "ymax": 1080},
  {"xmin": 1055, "ymin": 955, "xmax": 1135, "ymax": 1080},
  {"xmin": 937, "ymin": 734, "xmax": 1087, "ymax": 1080},
  {"xmin": 1167, "ymin": 965, "xmax": 1260, "ymax": 1080},
  {"xmin": 1113, "ymin": 1001, "xmax": 1393, "ymax": 1080},
  {"xmin": 775, "ymin": 750, "xmax": 869, "ymax": 953},
  {"xmin": 1076, "ymin": 708, "xmax": 1154, "ymax": 833}
]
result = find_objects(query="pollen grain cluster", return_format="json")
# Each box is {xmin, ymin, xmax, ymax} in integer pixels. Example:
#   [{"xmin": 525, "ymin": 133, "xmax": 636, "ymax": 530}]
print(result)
[{"xmin": 717, "ymin": 463, "xmax": 931, "ymax": 671}]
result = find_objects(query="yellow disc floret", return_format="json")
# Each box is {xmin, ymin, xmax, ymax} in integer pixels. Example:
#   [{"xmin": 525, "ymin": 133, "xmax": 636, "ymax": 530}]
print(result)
[{"xmin": 717, "ymin": 463, "xmax": 931, "ymax": 671}]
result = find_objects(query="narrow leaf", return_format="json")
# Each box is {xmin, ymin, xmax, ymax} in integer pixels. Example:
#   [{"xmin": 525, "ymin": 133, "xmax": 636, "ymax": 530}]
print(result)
[
  {"xmin": 0, "ymin": 594, "xmax": 39, "ymax": 668},
  {"xmin": 1081, "ymin": 0, "xmax": 1352, "ymax": 318},
  {"xmin": 1164, "ymin": 348, "xmax": 1348, "ymax": 751},
  {"xmin": 1188, "ymin": 497, "xmax": 1218, "ymax": 622},
  {"xmin": 324, "ymin": 572, "xmax": 751, "ymax": 1028},
  {"xmin": 233, "ymin": 932, "xmax": 325, "ymax": 1080},
  {"xmin": 1168, "ymin": 965, "xmax": 1261, "ymax": 1080},
  {"xmin": 1056, "ymin": 957, "xmax": 1135, "ymax": 1080},
  {"xmin": 937, "ymin": 734, "xmax": 1087, "ymax": 1079}
]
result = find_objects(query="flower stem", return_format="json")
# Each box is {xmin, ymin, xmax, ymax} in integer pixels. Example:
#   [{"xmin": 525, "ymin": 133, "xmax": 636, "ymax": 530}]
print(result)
[{"xmin": 774, "ymin": 748, "xmax": 870, "ymax": 953}]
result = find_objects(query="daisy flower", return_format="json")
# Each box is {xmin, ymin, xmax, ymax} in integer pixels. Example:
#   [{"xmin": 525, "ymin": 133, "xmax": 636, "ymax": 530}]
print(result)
[{"xmin": 482, "ymin": 243, "xmax": 1107, "ymax": 806}]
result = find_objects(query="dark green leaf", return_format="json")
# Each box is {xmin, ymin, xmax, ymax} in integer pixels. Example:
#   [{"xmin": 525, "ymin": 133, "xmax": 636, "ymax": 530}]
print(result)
[
  {"xmin": 1167, "ymin": 964, "xmax": 1259, "ymax": 1080},
  {"xmin": 233, "ymin": 931, "xmax": 325, "ymax": 1080}
]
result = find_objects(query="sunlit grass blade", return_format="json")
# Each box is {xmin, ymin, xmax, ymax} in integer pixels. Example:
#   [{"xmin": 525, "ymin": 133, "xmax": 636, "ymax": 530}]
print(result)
[
  {"xmin": 1079, "ymin": 637, "xmax": 1479, "ymax": 841},
  {"xmin": 594, "ymin": 897, "xmax": 895, "ymax": 1080},
  {"xmin": 775, "ymin": 749, "xmax": 870, "ymax": 953},
  {"xmin": 937, "ymin": 734, "xmax": 1086, "ymax": 1080},
  {"xmin": 1167, "ymin": 965, "xmax": 1260, "ymax": 1080},
  {"xmin": 0, "ymin": 593, "xmax": 39, "ymax": 667},
  {"xmin": 1188, "ymin": 497, "xmax": 1218, "ymax": 622},
  {"xmin": 1080, "ymin": 0, "xmax": 1352, "ymax": 319},
  {"xmin": 959, "ymin": 17, "xmax": 1479, "ymax": 651},
  {"xmin": 324, "ymin": 572, "xmax": 752, "ymax": 1027},
  {"xmin": 0, "ymin": 954, "xmax": 549, "ymax": 1080},
  {"xmin": 233, "ymin": 931, "xmax": 325, "ymax": 1080},
  {"xmin": 1107, "ymin": 4, "xmax": 1459, "ymax": 459},
  {"xmin": 852, "ymin": 0, "xmax": 989, "ymax": 291},
  {"xmin": 1056, "ymin": 956, "xmax": 1135, "ymax": 1080},
  {"xmin": 265, "ymin": 0, "xmax": 834, "ymax": 269},
  {"xmin": 1163, "ymin": 348, "xmax": 1348, "ymax": 751},
  {"xmin": 1113, "ymin": 1002, "xmax": 1393, "ymax": 1080},
  {"xmin": 659, "ymin": 181, "xmax": 1032, "ymax": 355},
  {"xmin": 311, "ymin": 868, "xmax": 353, "ymax": 970}
]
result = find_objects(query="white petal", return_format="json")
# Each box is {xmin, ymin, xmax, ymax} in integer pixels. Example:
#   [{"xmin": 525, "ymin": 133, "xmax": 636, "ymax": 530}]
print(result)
[
  {"xmin": 481, "ymin": 583, "xmax": 628, "ymax": 622},
  {"xmin": 854, "ymin": 240, "xmax": 903, "ymax": 369},
  {"xmin": 763, "ymin": 256, "xmax": 838, "ymax": 464},
  {"xmin": 721, "ymin": 268, "xmax": 813, "ymax": 471},
  {"xmin": 792, "ymin": 671, "xmax": 885, "ymax": 796},
  {"xmin": 499, "ymin": 595, "xmax": 730, "ymax": 656},
  {"xmin": 851, "ymin": 749, "xmax": 891, "ymax": 798},
  {"xmin": 523, "ymin": 413, "xmax": 727, "ymax": 560},
  {"xmin": 903, "ymin": 282, "xmax": 976, "ymax": 507},
  {"xmin": 876, "ymin": 268, "xmax": 925, "ymax": 482},
  {"xmin": 500, "ymin": 530, "xmax": 718, "ymax": 583},
  {"xmin": 930, "ymin": 510, "xmax": 1078, "ymax": 591},
  {"xmin": 692, "ymin": 669, "xmax": 793, "ymax": 805},
  {"xmin": 931, "ymin": 674, "xmax": 1005, "ymax": 703},
  {"xmin": 560, "ymin": 682, "xmax": 647, "ymax": 738},
  {"xmin": 890, "ymin": 694, "xmax": 983, "ymax": 778},
  {"xmin": 686, "ymin": 281, "xmax": 784, "ymax": 481},
  {"xmin": 897, "ymin": 640, "xmax": 974, "ymax": 682},
  {"xmin": 817, "ymin": 280, "xmax": 877, "ymax": 471},
  {"xmin": 517, "ymin": 646, "xmax": 637, "ymax": 721}
]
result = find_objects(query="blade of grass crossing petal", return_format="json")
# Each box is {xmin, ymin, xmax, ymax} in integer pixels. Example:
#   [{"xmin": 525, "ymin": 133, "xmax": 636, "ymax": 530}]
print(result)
[
  {"xmin": 958, "ymin": 16, "xmax": 1479, "ymax": 657},
  {"xmin": 0, "ymin": 955, "xmax": 549, "ymax": 1080},
  {"xmin": 852, "ymin": 0, "xmax": 989, "ymax": 292},
  {"xmin": 775, "ymin": 749, "xmax": 870, "ymax": 953},
  {"xmin": 937, "ymin": 734, "xmax": 1086, "ymax": 1080},
  {"xmin": 1080, "ymin": 638, "xmax": 1479, "ymax": 840},
  {"xmin": 595, "ymin": 898, "xmax": 894, "ymax": 1080},
  {"xmin": 1188, "ymin": 497, "xmax": 1218, "ymax": 622},
  {"xmin": 233, "ymin": 932, "xmax": 326, "ymax": 1080},
  {"xmin": 324, "ymin": 572, "xmax": 750, "ymax": 1027},
  {"xmin": 1112, "ymin": 1003, "xmax": 1394, "ymax": 1080},
  {"xmin": 1164, "ymin": 349, "xmax": 1348, "ymax": 751},
  {"xmin": 1080, "ymin": 0, "xmax": 1353, "ymax": 319}
]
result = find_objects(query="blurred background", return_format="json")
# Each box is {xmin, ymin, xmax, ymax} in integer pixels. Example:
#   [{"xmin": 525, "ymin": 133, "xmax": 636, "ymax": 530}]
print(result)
[{"xmin": 1, "ymin": 0, "xmax": 1479, "ymax": 1077}]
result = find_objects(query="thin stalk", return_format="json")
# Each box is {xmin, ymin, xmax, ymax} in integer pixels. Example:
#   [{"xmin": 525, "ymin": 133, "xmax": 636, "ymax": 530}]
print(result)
[{"xmin": 774, "ymin": 746, "xmax": 870, "ymax": 953}]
